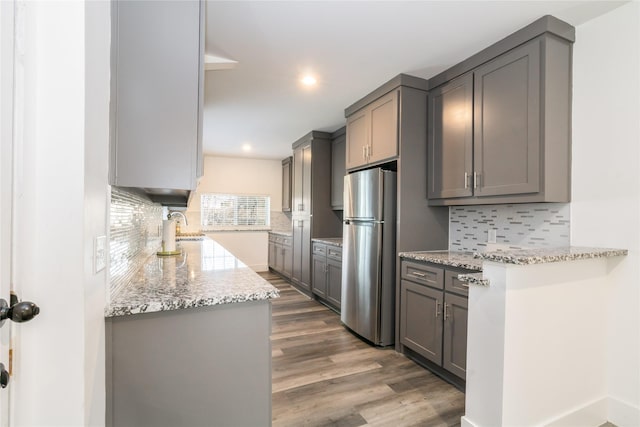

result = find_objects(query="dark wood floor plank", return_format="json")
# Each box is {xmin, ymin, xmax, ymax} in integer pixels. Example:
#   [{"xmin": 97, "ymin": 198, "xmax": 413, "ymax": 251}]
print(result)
[{"xmin": 260, "ymin": 272, "xmax": 465, "ymax": 427}]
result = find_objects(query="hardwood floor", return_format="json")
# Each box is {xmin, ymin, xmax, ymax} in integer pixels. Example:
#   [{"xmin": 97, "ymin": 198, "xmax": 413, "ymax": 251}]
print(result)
[{"xmin": 263, "ymin": 272, "xmax": 465, "ymax": 427}]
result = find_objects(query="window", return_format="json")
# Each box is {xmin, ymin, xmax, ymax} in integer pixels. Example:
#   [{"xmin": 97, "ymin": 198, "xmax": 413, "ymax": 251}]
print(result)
[{"xmin": 201, "ymin": 194, "xmax": 270, "ymax": 230}]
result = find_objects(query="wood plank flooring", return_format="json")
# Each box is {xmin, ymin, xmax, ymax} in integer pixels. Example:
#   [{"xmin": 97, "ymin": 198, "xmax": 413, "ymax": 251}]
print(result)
[{"xmin": 263, "ymin": 271, "xmax": 465, "ymax": 427}]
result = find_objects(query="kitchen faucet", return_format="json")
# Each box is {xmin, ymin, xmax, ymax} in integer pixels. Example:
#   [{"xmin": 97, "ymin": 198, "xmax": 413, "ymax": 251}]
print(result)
[{"xmin": 168, "ymin": 211, "xmax": 188, "ymax": 226}]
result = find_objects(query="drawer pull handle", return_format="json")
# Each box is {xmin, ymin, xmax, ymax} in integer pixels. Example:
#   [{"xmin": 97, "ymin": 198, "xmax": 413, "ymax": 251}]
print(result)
[
  {"xmin": 411, "ymin": 271, "xmax": 426, "ymax": 278},
  {"xmin": 460, "ymin": 283, "xmax": 470, "ymax": 288},
  {"xmin": 444, "ymin": 303, "xmax": 449, "ymax": 320},
  {"xmin": 435, "ymin": 300, "xmax": 441, "ymax": 317}
]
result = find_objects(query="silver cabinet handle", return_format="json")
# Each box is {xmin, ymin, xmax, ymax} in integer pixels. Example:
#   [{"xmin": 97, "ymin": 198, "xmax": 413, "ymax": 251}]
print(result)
[
  {"xmin": 444, "ymin": 303, "xmax": 449, "ymax": 320},
  {"xmin": 460, "ymin": 282, "xmax": 470, "ymax": 288},
  {"xmin": 362, "ymin": 146, "xmax": 366, "ymax": 160},
  {"xmin": 464, "ymin": 172, "xmax": 469, "ymax": 189},
  {"xmin": 435, "ymin": 300, "xmax": 441, "ymax": 317},
  {"xmin": 411, "ymin": 271, "xmax": 426, "ymax": 278},
  {"xmin": 473, "ymin": 172, "xmax": 480, "ymax": 189}
]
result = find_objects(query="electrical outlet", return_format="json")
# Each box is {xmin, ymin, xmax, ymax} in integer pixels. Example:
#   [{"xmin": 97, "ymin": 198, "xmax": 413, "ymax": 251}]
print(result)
[
  {"xmin": 487, "ymin": 229, "xmax": 497, "ymax": 244},
  {"xmin": 95, "ymin": 235, "xmax": 107, "ymax": 273}
]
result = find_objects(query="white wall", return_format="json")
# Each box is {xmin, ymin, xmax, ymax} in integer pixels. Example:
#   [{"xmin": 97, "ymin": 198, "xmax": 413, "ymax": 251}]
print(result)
[
  {"xmin": 84, "ymin": 2, "xmax": 111, "ymax": 425},
  {"xmin": 11, "ymin": 2, "xmax": 109, "ymax": 425},
  {"xmin": 571, "ymin": 2, "xmax": 640, "ymax": 425},
  {"xmin": 185, "ymin": 155, "xmax": 283, "ymax": 270}
]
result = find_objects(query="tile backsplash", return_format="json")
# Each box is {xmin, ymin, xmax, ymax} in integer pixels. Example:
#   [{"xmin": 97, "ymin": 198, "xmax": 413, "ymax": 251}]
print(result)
[
  {"xmin": 109, "ymin": 187, "xmax": 163, "ymax": 294},
  {"xmin": 449, "ymin": 203, "xmax": 570, "ymax": 252},
  {"xmin": 270, "ymin": 211, "xmax": 292, "ymax": 232}
]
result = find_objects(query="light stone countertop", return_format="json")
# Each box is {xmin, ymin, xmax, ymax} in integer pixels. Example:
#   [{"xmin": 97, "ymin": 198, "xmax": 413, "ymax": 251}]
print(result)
[
  {"xmin": 400, "ymin": 246, "xmax": 627, "ymax": 287},
  {"xmin": 474, "ymin": 246, "xmax": 628, "ymax": 265},
  {"xmin": 106, "ymin": 239, "xmax": 279, "ymax": 318},
  {"xmin": 399, "ymin": 250, "xmax": 483, "ymax": 271},
  {"xmin": 457, "ymin": 272, "xmax": 490, "ymax": 287},
  {"xmin": 269, "ymin": 230, "xmax": 293, "ymax": 237},
  {"xmin": 312, "ymin": 237, "xmax": 343, "ymax": 248}
]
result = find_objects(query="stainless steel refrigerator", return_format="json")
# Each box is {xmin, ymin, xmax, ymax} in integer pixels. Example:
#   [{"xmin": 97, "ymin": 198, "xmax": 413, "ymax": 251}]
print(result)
[{"xmin": 341, "ymin": 168, "xmax": 396, "ymax": 346}]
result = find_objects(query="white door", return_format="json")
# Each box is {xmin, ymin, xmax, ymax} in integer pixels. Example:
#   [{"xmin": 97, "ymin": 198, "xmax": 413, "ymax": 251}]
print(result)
[{"xmin": 1, "ymin": 1, "xmax": 17, "ymax": 425}]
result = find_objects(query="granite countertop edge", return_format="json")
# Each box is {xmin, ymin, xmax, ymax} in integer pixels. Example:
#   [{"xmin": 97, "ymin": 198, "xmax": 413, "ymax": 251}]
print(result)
[
  {"xmin": 457, "ymin": 272, "xmax": 490, "ymax": 287},
  {"xmin": 398, "ymin": 251, "xmax": 483, "ymax": 271},
  {"xmin": 474, "ymin": 247, "xmax": 628, "ymax": 265},
  {"xmin": 105, "ymin": 289, "xmax": 280, "ymax": 318},
  {"xmin": 312, "ymin": 237, "xmax": 343, "ymax": 248},
  {"xmin": 269, "ymin": 230, "xmax": 293, "ymax": 237}
]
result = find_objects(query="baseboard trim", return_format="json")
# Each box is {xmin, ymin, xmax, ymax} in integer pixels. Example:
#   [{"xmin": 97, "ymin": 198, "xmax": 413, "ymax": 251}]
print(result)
[
  {"xmin": 461, "ymin": 416, "xmax": 478, "ymax": 427},
  {"xmin": 608, "ymin": 396, "xmax": 640, "ymax": 427},
  {"xmin": 250, "ymin": 264, "xmax": 268, "ymax": 272},
  {"xmin": 461, "ymin": 396, "xmax": 639, "ymax": 427},
  {"xmin": 544, "ymin": 397, "xmax": 608, "ymax": 426}
]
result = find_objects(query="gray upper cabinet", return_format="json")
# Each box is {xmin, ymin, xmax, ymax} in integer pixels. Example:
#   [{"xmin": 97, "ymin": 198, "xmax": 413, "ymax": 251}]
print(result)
[
  {"xmin": 110, "ymin": 1, "xmax": 204, "ymax": 199},
  {"xmin": 282, "ymin": 157, "xmax": 292, "ymax": 212},
  {"xmin": 345, "ymin": 90, "xmax": 399, "ymax": 170},
  {"xmin": 427, "ymin": 16, "xmax": 574, "ymax": 206},
  {"xmin": 331, "ymin": 127, "xmax": 346, "ymax": 210},
  {"xmin": 427, "ymin": 73, "xmax": 473, "ymax": 199},
  {"xmin": 473, "ymin": 40, "xmax": 540, "ymax": 197}
]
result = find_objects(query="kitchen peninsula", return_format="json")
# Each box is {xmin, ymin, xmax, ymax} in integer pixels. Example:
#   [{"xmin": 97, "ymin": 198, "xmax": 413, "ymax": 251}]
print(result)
[
  {"xmin": 105, "ymin": 238, "xmax": 279, "ymax": 427},
  {"xmin": 400, "ymin": 246, "xmax": 628, "ymax": 426}
]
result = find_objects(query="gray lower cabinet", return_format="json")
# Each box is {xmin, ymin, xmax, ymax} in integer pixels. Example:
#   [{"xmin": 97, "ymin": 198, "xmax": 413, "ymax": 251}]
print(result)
[
  {"xmin": 399, "ymin": 259, "xmax": 473, "ymax": 381},
  {"xmin": 311, "ymin": 241, "xmax": 342, "ymax": 311},
  {"xmin": 106, "ymin": 301, "xmax": 272, "ymax": 427},
  {"xmin": 268, "ymin": 233, "xmax": 292, "ymax": 279},
  {"xmin": 110, "ymin": 0, "xmax": 204, "ymax": 199},
  {"xmin": 427, "ymin": 20, "xmax": 573, "ymax": 206}
]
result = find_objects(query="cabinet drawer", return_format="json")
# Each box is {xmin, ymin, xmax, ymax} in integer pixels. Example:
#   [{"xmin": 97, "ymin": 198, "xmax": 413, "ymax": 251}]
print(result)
[
  {"xmin": 327, "ymin": 246, "xmax": 342, "ymax": 261},
  {"xmin": 401, "ymin": 261, "xmax": 444, "ymax": 289},
  {"xmin": 312, "ymin": 242, "xmax": 327, "ymax": 256},
  {"xmin": 444, "ymin": 270, "xmax": 470, "ymax": 297}
]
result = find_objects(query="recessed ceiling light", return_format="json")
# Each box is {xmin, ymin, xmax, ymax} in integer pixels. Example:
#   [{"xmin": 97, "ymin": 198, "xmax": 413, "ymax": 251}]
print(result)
[
  {"xmin": 301, "ymin": 75, "xmax": 317, "ymax": 86},
  {"xmin": 242, "ymin": 143, "xmax": 252, "ymax": 152}
]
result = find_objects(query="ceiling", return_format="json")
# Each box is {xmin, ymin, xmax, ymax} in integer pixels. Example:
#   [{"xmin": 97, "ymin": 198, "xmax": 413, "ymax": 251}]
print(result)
[{"xmin": 203, "ymin": 1, "xmax": 626, "ymax": 160}]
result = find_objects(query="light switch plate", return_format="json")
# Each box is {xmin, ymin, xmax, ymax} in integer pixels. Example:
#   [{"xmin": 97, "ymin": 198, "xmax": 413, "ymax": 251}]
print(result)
[{"xmin": 95, "ymin": 235, "xmax": 107, "ymax": 273}]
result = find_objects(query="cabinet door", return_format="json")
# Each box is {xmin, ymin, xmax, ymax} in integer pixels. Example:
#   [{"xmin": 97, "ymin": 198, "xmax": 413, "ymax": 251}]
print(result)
[
  {"xmin": 400, "ymin": 280, "xmax": 443, "ymax": 365},
  {"xmin": 311, "ymin": 255, "xmax": 327, "ymax": 298},
  {"xmin": 292, "ymin": 221, "xmax": 303, "ymax": 284},
  {"xmin": 331, "ymin": 134, "xmax": 346, "ymax": 209},
  {"xmin": 282, "ymin": 157, "xmax": 292, "ymax": 212},
  {"xmin": 346, "ymin": 109, "xmax": 368, "ymax": 170},
  {"xmin": 292, "ymin": 148, "xmax": 304, "ymax": 213},
  {"xmin": 282, "ymin": 245, "xmax": 293, "ymax": 278},
  {"xmin": 275, "ymin": 244, "xmax": 285, "ymax": 273},
  {"xmin": 299, "ymin": 219, "xmax": 312, "ymax": 291},
  {"xmin": 368, "ymin": 90, "xmax": 399, "ymax": 164},
  {"xmin": 112, "ymin": 0, "xmax": 202, "ymax": 191},
  {"xmin": 301, "ymin": 144, "xmax": 312, "ymax": 215},
  {"xmin": 428, "ymin": 74, "xmax": 473, "ymax": 199},
  {"xmin": 326, "ymin": 258, "xmax": 342, "ymax": 309},
  {"xmin": 268, "ymin": 240, "xmax": 277, "ymax": 270},
  {"xmin": 443, "ymin": 293, "xmax": 468, "ymax": 380},
  {"xmin": 474, "ymin": 39, "xmax": 541, "ymax": 197}
]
